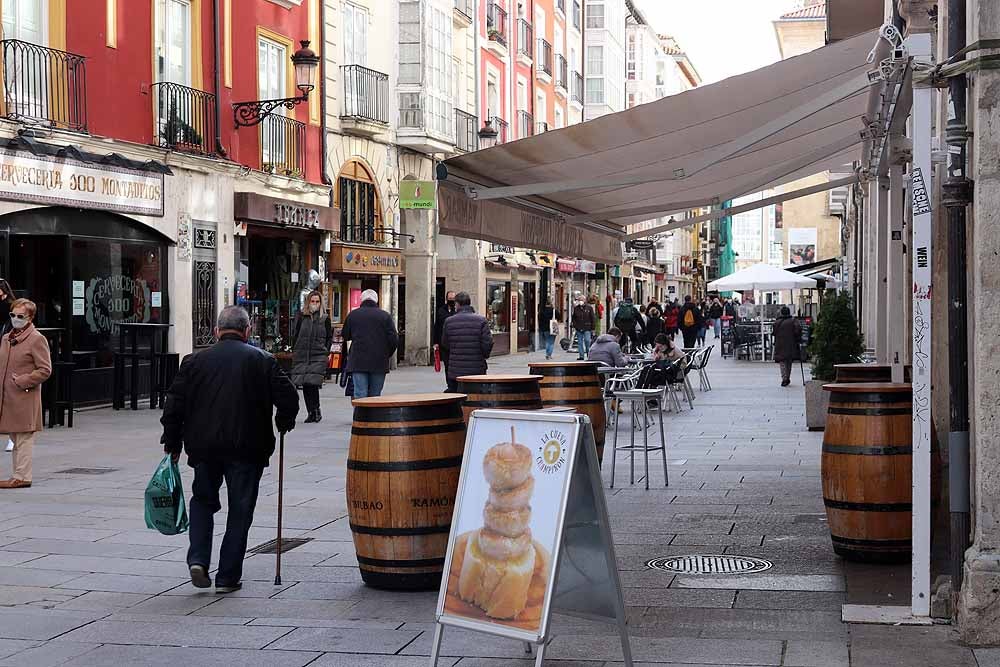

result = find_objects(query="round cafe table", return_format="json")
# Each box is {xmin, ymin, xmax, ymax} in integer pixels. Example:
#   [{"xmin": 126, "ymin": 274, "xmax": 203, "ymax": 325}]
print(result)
[{"xmin": 528, "ymin": 361, "xmax": 607, "ymax": 464}]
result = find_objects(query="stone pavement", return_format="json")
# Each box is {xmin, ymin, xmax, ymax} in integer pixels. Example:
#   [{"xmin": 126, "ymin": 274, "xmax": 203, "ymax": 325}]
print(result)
[{"xmin": 0, "ymin": 339, "xmax": 985, "ymax": 666}]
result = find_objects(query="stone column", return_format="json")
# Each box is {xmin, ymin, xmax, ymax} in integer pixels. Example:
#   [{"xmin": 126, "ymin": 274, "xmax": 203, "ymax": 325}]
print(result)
[
  {"xmin": 958, "ymin": 0, "xmax": 1000, "ymax": 645},
  {"xmin": 401, "ymin": 205, "xmax": 435, "ymax": 366}
]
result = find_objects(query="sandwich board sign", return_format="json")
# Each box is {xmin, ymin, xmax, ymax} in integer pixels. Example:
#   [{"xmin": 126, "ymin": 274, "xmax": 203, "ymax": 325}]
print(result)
[{"xmin": 430, "ymin": 409, "xmax": 633, "ymax": 666}]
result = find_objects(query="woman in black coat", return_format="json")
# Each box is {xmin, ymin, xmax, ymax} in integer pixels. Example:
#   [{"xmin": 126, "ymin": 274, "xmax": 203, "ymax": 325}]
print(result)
[
  {"xmin": 0, "ymin": 279, "xmax": 14, "ymax": 337},
  {"xmin": 291, "ymin": 290, "xmax": 333, "ymax": 423},
  {"xmin": 644, "ymin": 307, "xmax": 664, "ymax": 346}
]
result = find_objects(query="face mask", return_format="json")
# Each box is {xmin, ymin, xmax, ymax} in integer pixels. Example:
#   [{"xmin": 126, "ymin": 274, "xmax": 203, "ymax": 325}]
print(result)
[
  {"xmin": 447, "ymin": 300, "xmax": 456, "ymax": 308},
  {"xmin": 10, "ymin": 314, "xmax": 29, "ymax": 330},
  {"xmin": 310, "ymin": 304, "xmax": 320, "ymax": 313}
]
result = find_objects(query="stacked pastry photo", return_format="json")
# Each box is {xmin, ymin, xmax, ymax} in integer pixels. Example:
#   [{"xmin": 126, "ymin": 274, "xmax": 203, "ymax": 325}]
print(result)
[{"xmin": 458, "ymin": 427, "xmax": 537, "ymax": 619}]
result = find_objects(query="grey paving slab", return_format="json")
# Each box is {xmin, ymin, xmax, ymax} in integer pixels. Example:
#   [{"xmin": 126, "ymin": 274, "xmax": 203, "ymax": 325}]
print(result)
[
  {"xmin": 543, "ymin": 635, "xmax": 784, "ymax": 665},
  {"xmin": 2, "ymin": 539, "xmax": 174, "ymax": 559},
  {"xmin": 0, "ymin": 641, "xmax": 100, "ymax": 667},
  {"xmin": 848, "ymin": 624, "xmax": 977, "ymax": 667},
  {"xmin": 0, "ymin": 640, "xmax": 42, "ymax": 660},
  {"xmin": 248, "ymin": 617, "xmax": 401, "ymax": 629},
  {"xmin": 625, "ymin": 588, "xmax": 736, "ymax": 608},
  {"xmin": 0, "ymin": 567, "xmax": 86, "ymax": 588},
  {"xmin": 193, "ymin": 597, "xmax": 358, "ymax": 619},
  {"xmin": 26, "ymin": 554, "xmax": 182, "ymax": 577},
  {"xmin": 975, "ymin": 648, "xmax": 1000, "ymax": 667},
  {"xmin": 732, "ymin": 590, "xmax": 845, "ymax": 610},
  {"xmin": 60, "ymin": 645, "xmax": 321, "ymax": 667},
  {"xmin": 0, "ymin": 608, "xmax": 101, "ymax": 641},
  {"xmin": 123, "ymin": 593, "xmax": 222, "ymax": 615},
  {"xmin": 55, "ymin": 573, "xmax": 186, "ymax": 595},
  {"xmin": 310, "ymin": 655, "xmax": 458, "ymax": 667},
  {"xmin": 638, "ymin": 608, "xmax": 846, "ymax": 641},
  {"xmin": 265, "ymin": 626, "xmax": 420, "ymax": 653},
  {"xmin": 56, "ymin": 619, "xmax": 291, "ymax": 649},
  {"xmin": 783, "ymin": 640, "xmax": 850, "ymax": 667},
  {"xmin": 674, "ymin": 574, "xmax": 845, "ymax": 592},
  {"xmin": 1, "ymin": 526, "xmax": 122, "ymax": 541},
  {"xmin": 53, "ymin": 590, "xmax": 150, "ymax": 611}
]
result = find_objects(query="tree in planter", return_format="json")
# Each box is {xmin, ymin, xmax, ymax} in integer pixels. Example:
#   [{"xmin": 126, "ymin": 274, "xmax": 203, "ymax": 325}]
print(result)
[
  {"xmin": 807, "ymin": 290, "xmax": 864, "ymax": 381},
  {"xmin": 160, "ymin": 104, "xmax": 203, "ymax": 151}
]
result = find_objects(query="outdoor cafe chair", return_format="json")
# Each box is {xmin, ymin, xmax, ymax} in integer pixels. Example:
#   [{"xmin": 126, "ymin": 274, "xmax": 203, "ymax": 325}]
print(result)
[{"xmin": 693, "ymin": 345, "xmax": 714, "ymax": 391}]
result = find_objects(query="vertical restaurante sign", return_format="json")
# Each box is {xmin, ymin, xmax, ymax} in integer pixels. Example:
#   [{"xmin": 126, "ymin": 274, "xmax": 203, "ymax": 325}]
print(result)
[{"xmin": 0, "ymin": 150, "xmax": 165, "ymax": 217}]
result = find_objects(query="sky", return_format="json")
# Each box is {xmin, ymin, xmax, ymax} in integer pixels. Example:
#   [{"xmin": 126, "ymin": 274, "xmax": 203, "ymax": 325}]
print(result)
[{"xmin": 633, "ymin": 0, "xmax": 799, "ymax": 85}]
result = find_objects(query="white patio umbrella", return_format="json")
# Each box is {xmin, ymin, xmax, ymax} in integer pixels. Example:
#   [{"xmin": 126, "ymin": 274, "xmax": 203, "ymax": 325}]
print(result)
[{"xmin": 708, "ymin": 264, "xmax": 817, "ymax": 360}]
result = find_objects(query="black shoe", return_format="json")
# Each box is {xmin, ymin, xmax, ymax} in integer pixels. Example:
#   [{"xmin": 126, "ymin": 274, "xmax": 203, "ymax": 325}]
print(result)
[
  {"xmin": 215, "ymin": 582, "xmax": 242, "ymax": 594},
  {"xmin": 189, "ymin": 564, "xmax": 211, "ymax": 589},
  {"xmin": 314, "ymin": 408, "xmax": 322, "ymax": 423},
  {"xmin": 304, "ymin": 411, "xmax": 316, "ymax": 423},
  {"xmin": 781, "ymin": 380, "xmax": 790, "ymax": 387}
]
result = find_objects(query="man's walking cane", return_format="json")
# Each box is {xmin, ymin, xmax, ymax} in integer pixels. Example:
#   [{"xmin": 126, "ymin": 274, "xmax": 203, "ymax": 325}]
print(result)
[
  {"xmin": 799, "ymin": 344, "xmax": 807, "ymax": 384},
  {"xmin": 274, "ymin": 431, "xmax": 285, "ymax": 586}
]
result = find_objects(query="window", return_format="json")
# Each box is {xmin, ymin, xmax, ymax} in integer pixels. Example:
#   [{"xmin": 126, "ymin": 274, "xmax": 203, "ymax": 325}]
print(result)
[
  {"xmin": 258, "ymin": 36, "xmax": 288, "ymax": 165},
  {"xmin": 155, "ymin": 0, "xmax": 191, "ymax": 85},
  {"xmin": 585, "ymin": 78, "xmax": 603, "ymax": 104},
  {"xmin": 627, "ymin": 92, "xmax": 635, "ymax": 108},
  {"xmin": 535, "ymin": 7, "xmax": 545, "ymax": 42},
  {"xmin": 2, "ymin": 0, "xmax": 45, "ymax": 42},
  {"xmin": 487, "ymin": 76, "xmax": 500, "ymax": 117},
  {"xmin": 554, "ymin": 26, "xmax": 563, "ymax": 56},
  {"xmin": 426, "ymin": 6, "xmax": 453, "ymax": 138},
  {"xmin": 338, "ymin": 160, "xmax": 384, "ymax": 245},
  {"xmin": 517, "ymin": 79, "xmax": 527, "ymax": 110},
  {"xmin": 554, "ymin": 106, "xmax": 564, "ymax": 129},
  {"xmin": 626, "ymin": 32, "xmax": 635, "ymax": 80},
  {"xmin": 586, "ymin": 2, "xmax": 604, "ymax": 28},
  {"xmin": 487, "ymin": 281, "xmax": 511, "ymax": 333},
  {"xmin": 343, "ymin": 2, "xmax": 368, "ymax": 65},
  {"xmin": 586, "ymin": 45, "xmax": 603, "ymax": 76},
  {"xmin": 536, "ymin": 91, "xmax": 546, "ymax": 125}
]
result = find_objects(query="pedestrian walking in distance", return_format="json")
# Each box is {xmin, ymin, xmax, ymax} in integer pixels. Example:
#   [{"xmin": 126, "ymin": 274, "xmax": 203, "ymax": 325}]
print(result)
[
  {"xmin": 539, "ymin": 298, "xmax": 560, "ymax": 360},
  {"xmin": 571, "ymin": 296, "xmax": 596, "ymax": 360},
  {"xmin": 709, "ymin": 297, "xmax": 724, "ymax": 339},
  {"xmin": 772, "ymin": 306, "xmax": 802, "ymax": 387},
  {"xmin": 678, "ymin": 295, "xmax": 703, "ymax": 349},
  {"xmin": 160, "ymin": 306, "xmax": 299, "ymax": 593},
  {"xmin": 441, "ymin": 291, "xmax": 493, "ymax": 390},
  {"xmin": 612, "ymin": 297, "xmax": 644, "ymax": 352},
  {"xmin": 433, "ymin": 291, "xmax": 458, "ymax": 386},
  {"xmin": 291, "ymin": 290, "xmax": 333, "ymax": 424},
  {"xmin": 0, "ymin": 299, "xmax": 51, "ymax": 489},
  {"xmin": 341, "ymin": 289, "xmax": 398, "ymax": 399}
]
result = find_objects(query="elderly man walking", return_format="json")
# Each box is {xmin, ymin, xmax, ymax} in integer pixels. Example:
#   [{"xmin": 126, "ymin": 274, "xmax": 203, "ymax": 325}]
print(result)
[
  {"xmin": 161, "ymin": 306, "xmax": 299, "ymax": 593},
  {"xmin": 341, "ymin": 289, "xmax": 398, "ymax": 399},
  {"xmin": 441, "ymin": 292, "xmax": 493, "ymax": 391}
]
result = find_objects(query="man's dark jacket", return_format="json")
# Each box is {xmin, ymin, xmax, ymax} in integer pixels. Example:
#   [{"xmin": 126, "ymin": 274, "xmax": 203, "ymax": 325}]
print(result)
[
  {"xmin": 441, "ymin": 305, "xmax": 493, "ymax": 380},
  {"xmin": 772, "ymin": 316, "xmax": 803, "ymax": 362},
  {"xmin": 342, "ymin": 300, "xmax": 399, "ymax": 373},
  {"xmin": 571, "ymin": 304, "xmax": 595, "ymax": 332},
  {"xmin": 433, "ymin": 303, "xmax": 455, "ymax": 346},
  {"xmin": 678, "ymin": 302, "xmax": 704, "ymax": 332},
  {"xmin": 160, "ymin": 334, "xmax": 299, "ymax": 467}
]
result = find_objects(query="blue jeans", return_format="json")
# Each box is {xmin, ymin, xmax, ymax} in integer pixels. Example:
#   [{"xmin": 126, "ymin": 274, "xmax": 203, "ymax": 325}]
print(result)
[
  {"xmin": 352, "ymin": 372, "xmax": 386, "ymax": 398},
  {"xmin": 187, "ymin": 459, "xmax": 264, "ymax": 586},
  {"xmin": 542, "ymin": 333, "xmax": 556, "ymax": 358},
  {"xmin": 576, "ymin": 329, "xmax": 593, "ymax": 359},
  {"xmin": 713, "ymin": 318, "xmax": 722, "ymax": 338}
]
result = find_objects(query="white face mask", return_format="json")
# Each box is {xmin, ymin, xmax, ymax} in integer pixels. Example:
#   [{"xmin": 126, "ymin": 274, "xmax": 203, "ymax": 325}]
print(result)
[
  {"xmin": 309, "ymin": 303, "xmax": 320, "ymax": 313},
  {"xmin": 10, "ymin": 315, "xmax": 29, "ymax": 330}
]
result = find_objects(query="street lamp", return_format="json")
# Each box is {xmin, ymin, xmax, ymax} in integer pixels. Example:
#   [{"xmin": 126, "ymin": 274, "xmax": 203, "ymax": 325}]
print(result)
[
  {"xmin": 478, "ymin": 118, "xmax": 499, "ymax": 149},
  {"xmin": 233, "ymin": 41, "xmax": 320, "ymax": 128}
]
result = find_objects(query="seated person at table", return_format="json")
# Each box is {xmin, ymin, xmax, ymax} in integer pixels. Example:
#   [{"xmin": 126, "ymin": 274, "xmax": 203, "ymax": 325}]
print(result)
[
  {"xmin": 589, "ymin": 328, "xmax": 627, "ymax": 368},
  {"xmin": 652, "ymin": 333, "xmax": 683, "ymax": 364}
]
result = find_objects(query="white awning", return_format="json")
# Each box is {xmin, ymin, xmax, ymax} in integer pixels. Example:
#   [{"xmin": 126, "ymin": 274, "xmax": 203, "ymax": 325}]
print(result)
[
  {"xmin": 439, "ymin": 29, "xmax": 879, "ymax": 256},
  {"xmin": 708, "ymin": 263, "xmax": 818, "ymax": 291}
]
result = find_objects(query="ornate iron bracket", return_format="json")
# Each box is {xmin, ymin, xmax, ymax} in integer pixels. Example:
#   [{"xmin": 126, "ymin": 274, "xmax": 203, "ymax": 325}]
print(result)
[{"xmin": 232, "ymin": 95, "xmax": 308, "ymax": 128}]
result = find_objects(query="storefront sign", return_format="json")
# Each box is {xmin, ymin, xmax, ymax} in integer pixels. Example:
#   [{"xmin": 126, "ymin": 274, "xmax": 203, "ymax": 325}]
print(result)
[
  {"xmin": 556, "ymin": 258, "xmax": 577, "ymax": 272},
  {"xmin": 329, "ymin": 245, "xmax": 404, "ymax": 276},
  {"xmin": 84, "ymin": 275, "xmax": 152, "ymax": 336},
  {"xmin": 399, "ymin": 180, "xmax": 437, "ymax": 209},
  {"xmin": 234, "ymin": 192, "xmax": 337, "ymax": 231},
  {"xmin": 438, "ymin": 186, "xmax": 623, "ymax": 265},
  {"xmin": 0, "ymin": 150, "xmax": 164, "ymax": 217},
  {"xmin": 575, "ymin": 260, "xmax": 597, "ymax": 274}
]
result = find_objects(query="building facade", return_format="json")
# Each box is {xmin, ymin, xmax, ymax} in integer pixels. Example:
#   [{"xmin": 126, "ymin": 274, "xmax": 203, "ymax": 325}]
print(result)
[{"xmin": 583, "ymin": 0, "xmax": 626, "ymax": 120}]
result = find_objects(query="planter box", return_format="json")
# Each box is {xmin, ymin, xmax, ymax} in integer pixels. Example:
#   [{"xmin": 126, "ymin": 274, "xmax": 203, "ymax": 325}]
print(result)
[{"xmin": 805, "ymin": 379, "xmax": 830, "ymax": 431}]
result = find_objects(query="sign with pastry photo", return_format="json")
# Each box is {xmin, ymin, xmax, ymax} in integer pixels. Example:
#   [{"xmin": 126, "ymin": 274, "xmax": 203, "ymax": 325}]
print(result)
[{"xmin": 438, "ymin": 413, "xmax": 579, "ymax": 639}]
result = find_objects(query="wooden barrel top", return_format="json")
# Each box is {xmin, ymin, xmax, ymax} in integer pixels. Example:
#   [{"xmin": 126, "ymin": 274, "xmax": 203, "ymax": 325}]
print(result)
[
  {"xmin": 528, "ymin": 361, "xmax": 600, "ymax": 368},
  {"xmin": 352, "ymin": 393, "xmax": 467, "ymax": 407},
  {"xmin": 456, "ymin": 374, "xmax": 543, "ymax": 383},
  {"xmin": 834, "ymin": 363, "xmax": 891, "ymax": 370},
  {"xmin": 822, "ymin": 382, "xmax": 912, "ymax": 393}
]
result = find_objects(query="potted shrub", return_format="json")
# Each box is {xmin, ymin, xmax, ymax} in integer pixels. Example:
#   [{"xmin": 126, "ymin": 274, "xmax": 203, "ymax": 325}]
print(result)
[{"xmin": 804, "ymin": 290, "xmax": 864, "ymax": 430}]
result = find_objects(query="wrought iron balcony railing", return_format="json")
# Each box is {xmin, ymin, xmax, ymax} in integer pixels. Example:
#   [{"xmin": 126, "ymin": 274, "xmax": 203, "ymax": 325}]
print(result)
[
  {"xmin": 486, "ymin": 4, "xmax": 508, "ymax": 46},
  {"xmin": 341, "ymin": 65, "xmax": 389, "ymax": 124},
  {"xmin": 572, "ymin": 71, "xmax": 584, "ymax": 103},
  {"xmin": 152, "ymin": 81, "xmax": 217, "ymax": 155},
  {"xmin": 0, "ymin": 39, "xmax": 87, "ymax": 131},
  {"xmin": 517, "ymin": 19, "xmax": 533, "ymax": 60},
  {"xmin": 556, "ymin": 54, "xmax": 568, "ymax": 90},
  {"xmin": 535, "ymin": 121, "xmax": 549, "ymax": 134},
  {"xmin": 517, "ymin": 110, "xmax": 533, "ymax": 139},
  {"xmin": 260, "ymin": 114, "xmax": 306, "ymax": 178},
  {"xmin": 537, "ymin": 39, "xmax": 553, "ymax": 76},
  {"xmin": 455, "ymin": 108, "xmax": 478, "ymax": 152},
  {"xmin": 454, "ymin": 0, "xmax": 474, "ymax": 21},
  {"xmin": 493, "ymin": 116, "xmax": 509, "ymax": 144}
]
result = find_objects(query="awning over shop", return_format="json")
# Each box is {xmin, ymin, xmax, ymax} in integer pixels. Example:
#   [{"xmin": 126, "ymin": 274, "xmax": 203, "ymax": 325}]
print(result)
[{"xmin": 439, "ymin": 28, "xmax": 878, "ymax": 256}]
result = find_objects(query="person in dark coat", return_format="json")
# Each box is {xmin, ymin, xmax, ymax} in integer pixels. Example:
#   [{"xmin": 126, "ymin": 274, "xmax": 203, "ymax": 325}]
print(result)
[
  {"xmin": 772, "ymin": 306, "xmax": 803, "ymax": 387},
  {"xmin": 678, "ymin": 295, "xmax": 704, "ymax": 349},
  {"xmin": 708, "ymin": 297, "xmax": 724, "ymax": 339},
  {"xmin": 0, "ymin": 280, "xmax": 14, "ymax": 337},
  {"xmin": 291, "ymin": 290, "xmax": 333, "ymax": 423},
  {"xmin": 160, "ymin": 306, "xmax": 299, "ymax": 593},
  {"xmin": 538, "ymin": 298, "xmax": 560, "ymax": 360},
  {"xmin": 433, "ymin": 291, "xmax": 457, "ymax": 383},
  {"xmin": 571, "ymin": 297, "xmax": 596, "ymax": 360},
  {"xmin": 441, "ymin": 291, "xmax": 493, "ymax": 392},
  {"xmin": 644, "ymin": 306, "xmax": 664, "ymax": 346},
  {"xmin": 341, "ymin": 289, "xmax": 399, "ymax": 399}
]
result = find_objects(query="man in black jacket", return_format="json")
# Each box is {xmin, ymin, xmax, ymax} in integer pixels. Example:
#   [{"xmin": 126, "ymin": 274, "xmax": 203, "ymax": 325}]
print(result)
[
  {"xmin": 342, "ymin": 289, "xmax": 399, "ymax": 398},
  {"xmin": 441, "ymin": 292, "xmax": 493, "ymax": 392},
  {"xmin": 161, "ymin": 306, "xmax": 298, "ymax": 593},
  {"xmin": 571, "ymin": 297, "xmax": 596, "ymax": 360},
  {"xmin": 678, "ymin": 294, "xmax": 704, "ymax": 349}
]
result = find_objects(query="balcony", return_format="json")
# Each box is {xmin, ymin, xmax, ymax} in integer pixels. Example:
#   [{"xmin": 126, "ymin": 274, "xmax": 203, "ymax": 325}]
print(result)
[
  {"xmin": 152, "ymin": 82, "xmax": 217, "ymax": 156},
  {"xmin": 571, "ymin": 71, "xmax": 584, "ymax": 107},
  {"xmin": 516, "ymin": 19, "xmax": 533, "ymax": 64},
  {"xmin": 516, "ymin": 110, "xmax": 533, "ymax": 140},
  {"xmin": 572, "ymin": 1, "xmax": 582, "ymax": 30},
  {"xmin": 535, "ymin": 121, "xmax": 549, "ymax": 134},
  {"xmin": 398, "ymin": 91, "xmax": 456, "ymax": 154},
  {"xmin": 259, "ymin": 114, "xmax": 305, "ymax": 178},
  {"xmin": 454, "ymin": 108, "xmax": 478, "ymax": 152},
  {"xmin": 453, "ymin": 0, "xmax": 473, "ymax": 25},
  {"xmin": 486, "ymin": 4, "xmax": 508, "ymax": 57},
  {"xmin": 493, "ymin": 116, "xmax": 509, "ymax": 144},
  {"xmin": 555, "ymin": 54, "xmax": 568, "ymax": 96},
  {"xmin": 340, "ymin": 65, "xmax": 389, "ymax": 137},
  {"xmin": 0, "ymin": 39, "xmax": 87, "ymax": 132},
  {"xmin": 536, "ymin": 39, "xmax": 553, "ymax": 82}
]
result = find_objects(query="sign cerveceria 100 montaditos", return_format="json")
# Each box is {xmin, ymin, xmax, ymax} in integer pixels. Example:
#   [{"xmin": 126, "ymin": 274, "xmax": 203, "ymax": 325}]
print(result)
[{"xmin": 431, "ymin": 410, "xmax": 633, "ymax": 666}]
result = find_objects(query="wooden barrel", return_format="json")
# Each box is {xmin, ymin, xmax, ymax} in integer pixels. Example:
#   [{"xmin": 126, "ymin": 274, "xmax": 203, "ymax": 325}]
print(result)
[
  {"xmin": 821, "ymin": 382, "xmax": 912, "ymax": 563},
  {"xmin": 455, "ymin": 374, "xmax": 544, "ymax": 424},
  {"xmin": 347, "ymin": 393, "xmax": 467, "ymax": 590},
  {"xmin": 834, "ymin": 363, "xmax": 912, "ymax": 383},
  {"xmin": 528, "ymin": 361, "xmax": 606, "ymax": 464}
]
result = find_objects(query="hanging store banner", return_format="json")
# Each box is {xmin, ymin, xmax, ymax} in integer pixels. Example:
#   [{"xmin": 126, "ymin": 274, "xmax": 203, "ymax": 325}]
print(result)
[
  {"xmin": 438, "ymin": 185, "xmax": 623, "ymax": 265},
  {"xmin": 328, "ymin": 244, "xmax": 404, "ymax": 275},
  {"xmin": 556, "ymin": 258, "xmax": 577, "ymax": 272},
  {"xmin": 0, "ymin": 150, "xmax": 164, "ymax": 217},
  {"xmin": 575, "ymin": 260, "xmax": 597, "ymax": 274},
  {"xmin": 399, "ymin": 180, "xmax": 437, "ymax": 209},
  {"xmin": 788, "ymin": 228, "xmax": 817, "ymax": 265}
]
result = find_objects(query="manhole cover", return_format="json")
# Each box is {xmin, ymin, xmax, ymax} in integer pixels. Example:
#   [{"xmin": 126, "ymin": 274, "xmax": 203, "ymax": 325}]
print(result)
[
  {"xmin": 247, "ymin": 537, "xmax": 313, "ymax": 555},
  {"xmin": 55, "ymin": 467, "xmax": 118, "ymax": 475},
  {"xmin": 646, "ymin": 554, "xmax": 773, "ymax": 575}
]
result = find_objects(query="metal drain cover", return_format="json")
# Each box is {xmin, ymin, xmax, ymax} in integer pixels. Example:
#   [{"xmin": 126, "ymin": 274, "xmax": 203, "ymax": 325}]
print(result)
[
  {"xmin": 646, "ymin": 554, "xmax": 773, "ymax": 575},
  {"xmin": 247, "ymin": 537, "xmax": 313, "ymax": 555},
  {"xmin": 55, "ymin": 467, "xmax": 119, "ymax": 475}
]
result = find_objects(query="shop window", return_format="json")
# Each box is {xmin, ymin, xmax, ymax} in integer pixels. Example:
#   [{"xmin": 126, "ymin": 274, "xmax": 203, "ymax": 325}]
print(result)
[
  {"xmin": 337, "ymin": 159, "xmax": 384, "ymax": 245},
  {"xmin": 487, "ymin": 280, "xmax": 510, "ymax": 333}
]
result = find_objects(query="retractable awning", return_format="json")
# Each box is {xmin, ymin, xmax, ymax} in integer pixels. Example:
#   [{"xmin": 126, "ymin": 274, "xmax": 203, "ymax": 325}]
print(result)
[{"xmin": 438, "ymin": 29, "xmax": 879, "ymax": 262}]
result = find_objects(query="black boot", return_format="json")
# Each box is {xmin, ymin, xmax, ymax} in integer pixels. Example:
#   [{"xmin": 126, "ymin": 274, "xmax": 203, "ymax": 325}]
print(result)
[
  {"xmin": 304, "ymin": 410, "xmax": 316, "ymax": 423},
  {"xmin": 314, "ymin": 407, "xmax": 322, "ymax": 423}
]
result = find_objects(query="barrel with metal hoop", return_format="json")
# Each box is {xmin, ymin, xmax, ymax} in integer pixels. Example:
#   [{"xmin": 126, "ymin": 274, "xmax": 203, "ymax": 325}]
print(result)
[
  {"xmin": 834, "ymin": 363, "xmax": 912, "ymax": 383},
  {"xmin": 821, "ymin": 382, "xmax": 912, "ymax": 562},
  {"xmin": 347, "ymin": 393, "xmax": 467, "ymax": 589},
  {"xmin": 528, "ymin": 361, "xmax": 606, "ymax": 464},
  {"xmin": 456, "ymin": 374, "xmax": 543, "ymax": 424}
]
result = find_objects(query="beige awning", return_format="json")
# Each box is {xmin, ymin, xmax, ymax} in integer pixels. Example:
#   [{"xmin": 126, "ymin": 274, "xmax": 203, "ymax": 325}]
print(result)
[{"xmin": 438, "ymin": 29, "xmax": 879, "ymax": 260}]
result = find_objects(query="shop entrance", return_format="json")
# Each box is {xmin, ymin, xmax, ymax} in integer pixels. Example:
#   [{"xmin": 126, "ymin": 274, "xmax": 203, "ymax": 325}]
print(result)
[
  {"xmin": 518, "ymin": 281, "xmax": 535, "ymax": 352},
  {"xmin": 9, "ymin": 236, "xmax": 69, "ymax": 331}
]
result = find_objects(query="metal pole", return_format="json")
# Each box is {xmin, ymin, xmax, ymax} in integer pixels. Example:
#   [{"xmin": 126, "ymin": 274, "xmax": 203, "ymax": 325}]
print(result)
[
  {"xmin": 274, "ymin": 431, "xmax": 285, "ymax": 586},
  {"xmin": 943, "ymin": 0, "xmax": 971, "ymax": 595}
]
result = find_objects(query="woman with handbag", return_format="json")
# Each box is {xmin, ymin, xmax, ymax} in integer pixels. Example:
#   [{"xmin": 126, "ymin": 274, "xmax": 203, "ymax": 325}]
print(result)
[
  {"xmin": 539, "ymin": 298, "xmax": 560, "ymax": 360},
  {"xmin": 290, "ymin": 291, "xmax": 332, "ymax": 423}
]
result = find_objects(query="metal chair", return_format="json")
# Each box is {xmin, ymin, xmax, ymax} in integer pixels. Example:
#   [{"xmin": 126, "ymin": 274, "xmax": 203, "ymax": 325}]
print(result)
[
  {"xmin": 609, "ymin": 388, "xmax": 669, "ymax": 490},
  {"xmin": 693, "ymin": 345, "xmax": 714, "ymax": 391}
]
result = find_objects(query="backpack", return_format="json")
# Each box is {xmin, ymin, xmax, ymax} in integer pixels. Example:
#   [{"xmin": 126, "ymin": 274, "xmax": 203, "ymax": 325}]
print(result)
[
  {"xmin": 614, "ymin": 303, "xmax": 637, "ymax": 329},
  {"xmin": 683, "ymin": 307, "xmax": 696, "ymax": 328}
]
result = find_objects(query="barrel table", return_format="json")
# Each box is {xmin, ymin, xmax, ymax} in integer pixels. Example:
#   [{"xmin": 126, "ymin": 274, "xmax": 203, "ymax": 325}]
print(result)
[
  {"xmin": 834, "ymin": 363, "xmax": 912, "ymax": 383},
  {"xmin": 347, "ymin": 393, "xmax": 467, "ymax": 589},
  {"xmin": 821, "ymin": 382, "xmax": 912, "ymax": 562},
  {"xmin": 456, "ymin": 374, "xmax": 543, "ymax": 424},
  {"xmin": 528, "ymin": 361, "xmax": 606, "ymax": 464}
]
